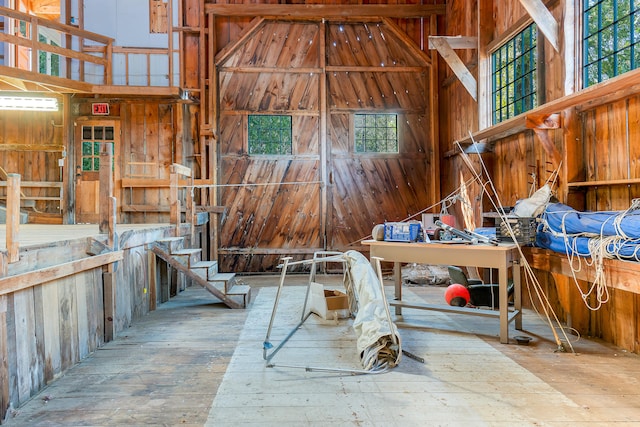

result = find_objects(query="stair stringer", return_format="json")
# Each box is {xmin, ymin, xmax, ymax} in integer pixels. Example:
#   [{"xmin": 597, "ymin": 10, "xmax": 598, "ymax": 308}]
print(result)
[{"xmin": 149, "ymin": 243, "xmax": 247, "ymax": 309}]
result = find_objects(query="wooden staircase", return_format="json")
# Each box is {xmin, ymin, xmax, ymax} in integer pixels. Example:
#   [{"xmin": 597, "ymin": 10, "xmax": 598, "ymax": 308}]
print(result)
[{"xmin": 150, "ymin": 237, "xmax": 250, "ymax": 309}]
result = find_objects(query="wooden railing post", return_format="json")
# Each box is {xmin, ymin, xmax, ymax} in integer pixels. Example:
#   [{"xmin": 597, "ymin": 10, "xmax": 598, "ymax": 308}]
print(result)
[
  {"xmin": 6, "ymin": 174, "xmax": 21, "ymax": 263},
  {"xmin": 169, "ymin": 166, "xmax": 180, "ymax": 237},
  {"xmin": 99, "ymin": 143, "xmax": 115, "ymax": 240},
  {"xmin": 186, "ymin": 175, "xmax": 195, "ymax": 244},
  {"xmin": 169, "ymin": 163, "xmax": 192, "ymax": 238},
  {"xmin": 105, "ymin": 41, "xmax": 113, "ymax": 85}
]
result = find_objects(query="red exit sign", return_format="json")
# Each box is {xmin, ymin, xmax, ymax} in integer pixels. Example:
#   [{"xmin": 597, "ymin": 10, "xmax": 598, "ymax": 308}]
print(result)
[{"xmin": 92, "ymin": 102, "xmax": 110, "ymax": 115}]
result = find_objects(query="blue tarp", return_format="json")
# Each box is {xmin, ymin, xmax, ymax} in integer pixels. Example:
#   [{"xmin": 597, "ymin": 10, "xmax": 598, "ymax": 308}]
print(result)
[
  {"xmin": 543, "ymin": 203, "xmax": 640, "ymax": 237},
  {"xmin": 535, "ymin": 203, "xmax": 640, "ymax": 261}
]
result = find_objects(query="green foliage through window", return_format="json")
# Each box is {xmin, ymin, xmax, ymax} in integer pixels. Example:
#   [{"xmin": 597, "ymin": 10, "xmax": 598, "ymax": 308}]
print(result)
[
  {"xmin": 81, "ymin": 126, "xmax": 115, "ymax": 171},
  {"xmin": 354, "ymin": 114, "xmax": 399, "ymax": 153},
  {"xmin": 583, "ymin": 0, "xmax": 640, "ymax": 87},
  {"xmin": 38, "ymin": 33, "xmax": 60, "ymax": 77},
  {"xmin": 248, "ymin": 115, "xmax": 292, "ymax": 155},
  {"xmin": 491, "ymin": 24, "xmax": 538, "ymax": 124}
]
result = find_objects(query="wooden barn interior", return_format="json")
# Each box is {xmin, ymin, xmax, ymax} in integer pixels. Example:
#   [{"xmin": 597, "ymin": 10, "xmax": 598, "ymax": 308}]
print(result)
[{"xmin": 2, "ymin": 0, "xmax": 640, "ymax": 424}]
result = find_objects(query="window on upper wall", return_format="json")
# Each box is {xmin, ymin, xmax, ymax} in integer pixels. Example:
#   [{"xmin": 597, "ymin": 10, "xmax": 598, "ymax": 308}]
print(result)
[
  {"xmin": 491, "ymin": 23, "xmax": 538, "ymax": 124},
  {"xmin": 354, "ymin": 113, "xmax": 399, "ymax": 153},
  {"xmin": 248, "ymin": 115, "xmax": 292, "ymax": 155},
  {"xmin": 583, "ymin": 0, "xmax": 640, "ymax": 87}
]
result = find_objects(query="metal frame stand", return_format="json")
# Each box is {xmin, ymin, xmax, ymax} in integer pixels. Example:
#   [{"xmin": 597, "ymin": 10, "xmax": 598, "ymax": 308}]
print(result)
[{"xmin": 262, "ymin": 251, "xmax": 396, "ymax": 374}]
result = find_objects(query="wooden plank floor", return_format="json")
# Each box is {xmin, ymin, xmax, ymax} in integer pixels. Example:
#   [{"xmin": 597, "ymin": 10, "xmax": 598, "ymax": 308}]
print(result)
[{"xmin": 3, "ymin": 275, "xmax": 640, "ymax": 426}]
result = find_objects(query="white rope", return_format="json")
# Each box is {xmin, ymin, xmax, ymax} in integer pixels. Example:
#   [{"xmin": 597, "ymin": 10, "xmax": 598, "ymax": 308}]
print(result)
[
  {"xmin": 546, "ymin": 199, "xmax": 640, "ymax": 310},
  {"xmin": 456, "ymin": 136, "xmax": 574, "ymax": 353},
  {"xmin": 346, "ymin": 174, "xmax": 485, "ymax": 247}
]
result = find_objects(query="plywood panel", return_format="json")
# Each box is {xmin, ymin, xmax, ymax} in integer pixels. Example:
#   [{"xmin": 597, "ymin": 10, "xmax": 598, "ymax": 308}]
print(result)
[
  {"xmin": 0, "ymin": 295, "xmax": 9, "ymax": 418},
  {"xmin": 58, "ymin": 275, "xmax": 78, "ymax": 372},
  {"xmin": 40, "ymin": 281, "xmax": 61, "ymax": 382},
  {"xmin": 13, "ymin": 289, "xmax": 37, "ymax": 402}
]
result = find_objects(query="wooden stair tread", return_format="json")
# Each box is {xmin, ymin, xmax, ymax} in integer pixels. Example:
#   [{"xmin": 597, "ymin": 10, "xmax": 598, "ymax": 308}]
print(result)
[
  {"xmin": 226, "ymin": 284, "xmax": 250, "ymax": 295},
  {"xmin": 156, "ymin": 237, "xmax": 183, "ymax": 243},
  {"xmin": 210, "ymin": 272, "xmax": 235, "ymax": 281},
  {"xmin": 172, "ymin": 248, "xmax": 201, "ymax": 255},
  {"xmin": 191, "ymin": 260, "xmax": 217, "ymax": 268}
]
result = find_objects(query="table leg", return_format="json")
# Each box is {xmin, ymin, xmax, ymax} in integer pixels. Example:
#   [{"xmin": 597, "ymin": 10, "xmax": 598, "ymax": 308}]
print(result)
[
  {"xmin": 513, "ymin": 260, "xmax": 522, "ymax": 330},
  {"xmin": 499, "ymin": 263, "xmax": 509, "ymax": 344},
  {"xmin": 394, "ymin": 261, "xmax": 402, "ymax": 315}
]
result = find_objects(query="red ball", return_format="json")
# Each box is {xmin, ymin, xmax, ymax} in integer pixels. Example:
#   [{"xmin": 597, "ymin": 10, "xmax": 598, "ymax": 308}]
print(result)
[{"xmin": 445, "ymin": 283, "xmax": 470, "ymax": 307}]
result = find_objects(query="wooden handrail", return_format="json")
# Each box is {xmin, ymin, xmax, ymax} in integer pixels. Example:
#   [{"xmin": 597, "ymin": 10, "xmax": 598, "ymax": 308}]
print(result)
[{"xmin": 0, "ymin": 7, "xmax": 114, "ymax": 44}]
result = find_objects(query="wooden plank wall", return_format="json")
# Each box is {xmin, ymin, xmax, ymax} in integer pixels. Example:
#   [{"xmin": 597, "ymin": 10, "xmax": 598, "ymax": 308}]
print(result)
[
  {"xmin": 216, "ymin": 19, "xmax": 436, "ymax": 272},
  {"xmin": 0, "ymin": 109, "xmax": 64, "ymax": 216},
  {"xmin": 0, "ymin": 226, "xmax": 178, "ymax": 420},
  {"xmin": 73, "ymin": 99, "xmax": 187, "ymax": 225},
  {"xmin": 1, "ymin": 261, "xmax": 104, "ymax": 416},
  {"xmin": 440, "ymin": 0, "xmax": 640, "ymax": 352}
]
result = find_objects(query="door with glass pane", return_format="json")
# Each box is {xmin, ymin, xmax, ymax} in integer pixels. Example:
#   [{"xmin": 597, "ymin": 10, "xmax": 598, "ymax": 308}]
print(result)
[{"xmin": 75, "ymin": 121, "xmax": 119, "ymax": 223}]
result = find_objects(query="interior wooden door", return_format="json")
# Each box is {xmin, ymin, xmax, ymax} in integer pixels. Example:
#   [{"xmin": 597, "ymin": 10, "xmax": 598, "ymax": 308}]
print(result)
[{"xmin": 74, "ymin": 121, "xmax": 119, "ymax": 223}]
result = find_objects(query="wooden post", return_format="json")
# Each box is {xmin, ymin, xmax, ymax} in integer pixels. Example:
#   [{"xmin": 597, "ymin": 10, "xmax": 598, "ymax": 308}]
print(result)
[
  {"xmin": 147, "ymin": 249, "xmax": 157, "ymax": 311},
  {"xmin": 103, "ymin": 271, "xmax": 115, "ymax": 342},
  {"xmin": 99, "ymin": 143, "xmax": 114, "ymax": 234},
  {"xmin": 186, "ymin": 176, "xmax": 195, "ymax": 244},
  {"xmin": 6, "ymin": 173, "xmax": 21, "ymax": 263},
  {"xmin": 169, "ymin": 168, "xmax": 180, "ymax": 237},
  {"xmin": 108, "ymin": 196, "xmax": 116, "ymax": 249}
]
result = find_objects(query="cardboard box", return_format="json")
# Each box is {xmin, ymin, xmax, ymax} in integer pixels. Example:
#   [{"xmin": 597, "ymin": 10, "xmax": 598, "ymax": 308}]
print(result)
[
  {"xmin": 323, "ymin": 289, "xmax": 349, "ymax": 311},
  {"xmin": 307, "ymin": 282, "xmax": 350, "ymax": 320}
]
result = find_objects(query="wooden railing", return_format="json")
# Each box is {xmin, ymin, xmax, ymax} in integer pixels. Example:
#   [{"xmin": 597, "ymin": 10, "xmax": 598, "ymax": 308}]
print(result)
[
  {"xmin": 169, "ymin": 163, "xmax": 195, "ymax": 241},
  {"xmin": 111, "ymin": 46, "xmax": 176, "ymax": 87},
  {"xmin": 0, "ymin": 180, "xmax": 63, "ymax": 212},
  {"xmin": 0, "ymin": 7, "xmax": 181, "ymax": 91},
  {"xmin": 0, "ymin": 6, "xmax": 113, "ymax": 88}
]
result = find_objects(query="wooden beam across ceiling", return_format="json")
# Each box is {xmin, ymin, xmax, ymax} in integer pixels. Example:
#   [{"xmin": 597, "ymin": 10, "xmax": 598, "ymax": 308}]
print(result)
[
  {"xmin": 429, "ymin": 36, "xmax": 477, "ymax": 101},
  {"xmin": 205, "ymin": 4, "xmax": 446, "ymax": 18},
  {"xmin": 517, "ymin": 0, "xmax": 559, "ymax": 52},
  {"xmin": 0, "ymin": 65, "xmax": 93, "ymax": 93}
]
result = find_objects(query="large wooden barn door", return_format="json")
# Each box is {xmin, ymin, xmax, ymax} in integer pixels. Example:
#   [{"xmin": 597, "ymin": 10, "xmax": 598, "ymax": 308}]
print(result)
[
  {"xmin": 214, "ymin": 19, "xmax": 434, "ymax": 273},
  {"xmin": 74, "ymin": 120, "xmax": 120, "ymax": 223},
  {"xmin": 325, "ymin": 22, "xmax": 434, "ymax": 253}
]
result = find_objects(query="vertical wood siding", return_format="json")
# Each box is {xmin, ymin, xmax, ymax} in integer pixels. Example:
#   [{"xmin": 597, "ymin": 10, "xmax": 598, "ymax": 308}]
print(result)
[
  {"xmin": 217, "ymin": 20, "xmax": 435, "ymax": 272},
  {"xmin": 0, "ymin": 109, "xmax": 64, "ymax": 214}
]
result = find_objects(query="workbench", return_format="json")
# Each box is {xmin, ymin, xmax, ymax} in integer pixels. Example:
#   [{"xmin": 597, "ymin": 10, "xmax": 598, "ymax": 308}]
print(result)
[{"xmin": 363, "ymin": 240, "xmax": 522, "ymax": 344}]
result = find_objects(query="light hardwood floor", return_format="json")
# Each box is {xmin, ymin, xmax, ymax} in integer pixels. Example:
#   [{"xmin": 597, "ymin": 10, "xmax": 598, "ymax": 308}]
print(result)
[{"xmin": 3, "ymin": 274, "xmax": 640, "ymax": 426}]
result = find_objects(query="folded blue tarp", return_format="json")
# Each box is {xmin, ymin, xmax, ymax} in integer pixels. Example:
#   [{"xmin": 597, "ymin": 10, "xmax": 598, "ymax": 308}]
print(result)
[
  {"xmin": 535, "ymin": 231, "xmax": 640, "ymax": 261},
  {"xmin": 543, "ymin": 203, "xmax": 640, "ymax": 237},
  {"xmin": 536, "ymin": 203, "xmax": 640, "ymax": 260}
]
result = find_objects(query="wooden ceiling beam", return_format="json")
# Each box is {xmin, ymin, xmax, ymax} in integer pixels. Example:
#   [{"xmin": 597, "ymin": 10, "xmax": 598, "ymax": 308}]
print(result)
[
  {"xmin": 518, "ymin": 0, "xmax": 559, "ymax": 52},
  {"xmin": 205, "ymin": 4, "xmax": 446, "ymax": 19},
  {"xmin": 429, "ymin": 36, "xmax": 477, "ymax": 101},
  {"xmin": 0, "ymin": 65, "xmax": 92, "ymax": 93}
]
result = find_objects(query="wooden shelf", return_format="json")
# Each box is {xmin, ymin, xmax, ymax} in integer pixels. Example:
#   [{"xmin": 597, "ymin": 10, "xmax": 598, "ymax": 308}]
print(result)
[
  {"xmin": 568, "ymin": 178, "xmax": 640, "ymax": 188},
  {"xmin": 523, "ymin": 247, "xmax": 640, "ymax": 295}
]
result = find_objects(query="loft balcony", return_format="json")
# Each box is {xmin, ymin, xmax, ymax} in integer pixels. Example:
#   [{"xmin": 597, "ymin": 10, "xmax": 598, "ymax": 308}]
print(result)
[{"xmin": 0, "ymin": 6, "xmax": 181, "ymax": 97}]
